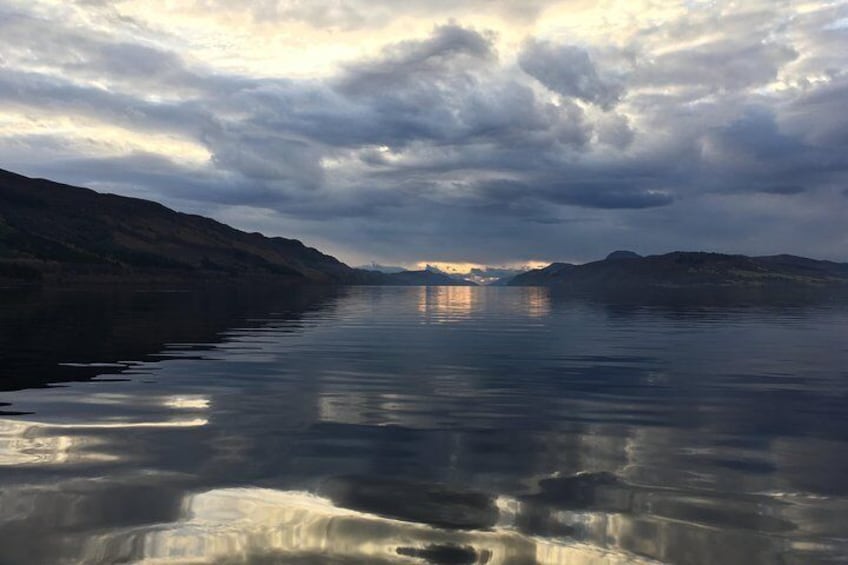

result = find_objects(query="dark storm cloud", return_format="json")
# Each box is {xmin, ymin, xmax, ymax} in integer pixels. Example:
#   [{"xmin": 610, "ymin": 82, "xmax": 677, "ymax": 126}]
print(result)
[
  {"xmin": 338, "ymin": 24, "xmax": 494, "ymax": 87},
  {"xmin": 549, "ymin": 183, "xmax": 674, "ymax": 209},
  {"xmin": 328, "ymin": 25, "xmax": 573, "ymax": 149},
  {"xmin": 596, "ymin": 114, "xmax": 635, "ymax": 149},
  {"xmin": 1, "ymin": 2, "xmax": 847, "ymax": 264},
  {"xmin": 782, "ymin": 77, "xmax": 848, "ymax": 147},
  {"xmin": 697, "ymin": 107, "xmax": 848, "ymax": 197},
  {"xmin": 760, "ymin": 185, "xmax": 805, "ymax": 195},
  {"xmin": 518, "ymin": 39, "xmax": 624, "ymax": 108},
  {"xmin": 206, "ymin": 129, "xmax": 327, "ymax": 188},
  {"xmin": 31, "ymin": 152, "xmax": 245, "ymax": 204},
  {"xmin": 0, "ymin": 70, "xmax": 206, "ymax": 135},
  {"xmin": 466, "ymin": 176, "xmax": 673, "ymax": 211}
]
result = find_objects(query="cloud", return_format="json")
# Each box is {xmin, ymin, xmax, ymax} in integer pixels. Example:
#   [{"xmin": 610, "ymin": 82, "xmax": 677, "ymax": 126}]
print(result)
[
  {"xmin": 467, "ymin": 176, "xmax": 674, "ymax": 211},
  {"xmin": 760, "ymin": 185, "xmax": 806, "ymax": 195},
  {"xmin": 518, "ymin": 39, "xmax": 624, "ymax": 109},
  {"xmin": 330, "ymin": 24, "xmax": 539, "ymax": 148},
  {"xmin": 339, "ymin": 24, "xmax": 494, "ymax": 85},
  {"xmin": 550, "ymin": 183, "xmax": 674, "ymax": 209},
  {"xmin": 186, "ymin": 0, "xmax": 553, "ymax": 29},
  {"xmin": 0, "ymin": 9, "xmax": 215, "ymax": 96},
  {"xmin": 782, "ymin": 77, "xmax": 848, "ymax": 148},
  {"xmin": 631, "ymin": 38, "xmax": 798, "ymax": 96},
  {"xmin": 207, "ymin": 131, "xmax": 326, "ymax": 188},
  {"xmin": 0, "ymin": 0, "xmax": 846, "ymax": 265},
  {"xmin": 596, "ymin": 113, "xmax": 634, "ymax": 149},
  {"xmin": 697, "ymin": 107, "xmax": 847, "ymax": 196}
]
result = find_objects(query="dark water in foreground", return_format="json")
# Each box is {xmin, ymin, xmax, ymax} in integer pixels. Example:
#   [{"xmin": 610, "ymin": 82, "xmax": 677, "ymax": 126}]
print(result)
[{"xmin": 1, "ymin": 285, "xmax": 847, "ymax": 565}]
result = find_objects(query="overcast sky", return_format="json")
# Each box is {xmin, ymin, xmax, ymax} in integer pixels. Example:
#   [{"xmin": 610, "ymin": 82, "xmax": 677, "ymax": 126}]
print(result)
[{"xmin": 1, "ymin": 0, "xmax": 846, "ymax": 268}]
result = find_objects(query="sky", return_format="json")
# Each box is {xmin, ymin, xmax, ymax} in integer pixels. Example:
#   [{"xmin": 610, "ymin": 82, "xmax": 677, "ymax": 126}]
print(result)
[{"xmin": 0, "ymin": 0, "xmax": 846, "ymax": 269}]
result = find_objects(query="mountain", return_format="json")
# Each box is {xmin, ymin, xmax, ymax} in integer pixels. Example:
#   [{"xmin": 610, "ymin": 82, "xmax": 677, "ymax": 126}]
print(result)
[
  {"xmin": 508, "ymin": 251, "xmax": 848, "ymax": 295},
  {"xmin": 5, "ymin": 168, "xmax": 842, "ymax": 293},
  {"xmin": 605, "ymin": 250, "xmax": 642, "ymax": 261},
  {"xmin": 0, "ymin": 168, "xmax": 387, "ymax": 285},
  {"xmin": 355, "ymin": 263, "xmax": 407, "ymax": 274},
  {"xmin": 506, "ymin": 262, "xmax": 577, "ymax": 286},
  {"xmin": 354, "ymin": 264, "xmax": 477, "ymax": 286}
]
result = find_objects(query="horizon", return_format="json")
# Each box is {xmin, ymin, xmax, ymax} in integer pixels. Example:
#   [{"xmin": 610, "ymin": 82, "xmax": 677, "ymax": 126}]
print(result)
[
  {"xmin": 4, "ymin": 164, "xmax": 846, "ymax": 276},
  {"xmin": 0, "ymin": 1, "xmax": 846, "ymax": 267},
  {"xmin": 5, "ymin": 163, "xmax": 846, "ymax": 275}
]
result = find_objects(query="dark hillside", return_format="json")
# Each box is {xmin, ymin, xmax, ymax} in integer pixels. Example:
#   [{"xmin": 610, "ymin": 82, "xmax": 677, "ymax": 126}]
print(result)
[
  {"xmin": 0, "ymin": 169, "xmax": 378, "ymax": 284},
  {"xmin": 508, "ymin": 251, "xmax": 848, "ymax": 295}
]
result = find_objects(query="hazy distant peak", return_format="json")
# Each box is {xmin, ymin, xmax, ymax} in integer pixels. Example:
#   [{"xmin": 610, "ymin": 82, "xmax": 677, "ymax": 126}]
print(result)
[
  {"xmin": 356, "ymin": 263, "xmax": 407, "ymax": 274},
  {"xmin": 424, "ymin": 264, "xmax": 447, "ymax": 274}
]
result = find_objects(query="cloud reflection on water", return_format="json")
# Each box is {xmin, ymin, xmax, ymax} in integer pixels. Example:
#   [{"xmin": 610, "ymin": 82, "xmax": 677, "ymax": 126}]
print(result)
[
  {"xmin": 88, "ymin": 487, "xmax": 660, "ymax": 565},
  {"xmin": 0, "ymin": 286, "xmax": 847, "ymax": 564},
  {"xmin": 0, "ymin": 397, "xmax": 208, "ymax": 467}
]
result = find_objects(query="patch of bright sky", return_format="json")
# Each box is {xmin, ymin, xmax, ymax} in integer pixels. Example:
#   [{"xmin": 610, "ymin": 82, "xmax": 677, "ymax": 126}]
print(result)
[
  {"xmin": 825, "ymin": 17, "xmax": 848, "ymax": 30},
  {"xmin": 0, "ymin": 112, "xmax": 211, "ymax": 165},
  {"xmin": 109, "ymin": 2, "xmax": 490, "ymax": 77},
  {"xmin": 97, "ymin": 0, "xmax": 702, "ymax": 77},
  {"xmin": 416, "ymin": 261, "xmax": 551, "ymax": 274}
]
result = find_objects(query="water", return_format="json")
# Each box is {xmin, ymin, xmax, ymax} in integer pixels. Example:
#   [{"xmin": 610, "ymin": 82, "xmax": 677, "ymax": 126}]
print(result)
[{"xmin": 1, "ymin": 285, "xmax": 847, "ymax": 565}]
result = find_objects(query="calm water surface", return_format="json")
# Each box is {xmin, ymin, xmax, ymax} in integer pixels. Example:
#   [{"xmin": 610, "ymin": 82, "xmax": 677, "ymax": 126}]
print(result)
[{"xmin": 0, "ymin": 285, "xmax": 847, "ymax": 564}]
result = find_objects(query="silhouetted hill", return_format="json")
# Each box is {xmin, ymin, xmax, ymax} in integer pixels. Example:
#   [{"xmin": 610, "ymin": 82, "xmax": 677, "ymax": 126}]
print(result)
[
  {"xmin": 0, "ymin": 169, "xmax": 391, "ymax": 285},
  {"xmin": 0, "ymin": 284, "xmax": 344, "ymax": 391},
  {"xmin": 605, "ymin": 250, "xmax": 642, "ymax": 261},
  {"xmin": 506, "ymin": 262, "xmax": 577, "ymax": 286},
  {"xmin": 508, "ymin": 251, "xmax": 848, "ymax": 295}
]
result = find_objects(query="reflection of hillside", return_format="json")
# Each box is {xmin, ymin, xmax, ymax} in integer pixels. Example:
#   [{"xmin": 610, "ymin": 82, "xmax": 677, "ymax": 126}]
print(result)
[{"xmin": 0, "ymin": 284, "xmax": 344, "ymax": 391}]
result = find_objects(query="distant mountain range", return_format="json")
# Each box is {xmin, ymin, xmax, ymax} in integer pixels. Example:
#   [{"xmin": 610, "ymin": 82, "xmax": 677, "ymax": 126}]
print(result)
[
  {"xmin": 381, "ymin": 269, "xmax": 476, "ymax": 286},
  {"xmin": 356, "ymin": 263, "xmax": 478, "ymax": 285},
  {"xmin": 2, "ymin": 168, "xmax": 845, "ymax": 293},
  {"xmin": 506, "ymin": 250, "xmax": 848, "ymax": 295},
  {"xmin": 355, "ymin": 263, "xmax": 407, "ymax": 274}
]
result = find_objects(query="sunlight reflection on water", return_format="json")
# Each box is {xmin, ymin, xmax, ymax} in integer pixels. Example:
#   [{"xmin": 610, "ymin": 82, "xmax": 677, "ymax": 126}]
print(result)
[
  {"xmin": 0, "ymin": 286, "xmax": 847, "ymax": 564},
  {"xmin": 87, "ymin": 487, "xmax": 661, "ymax": 565}
]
